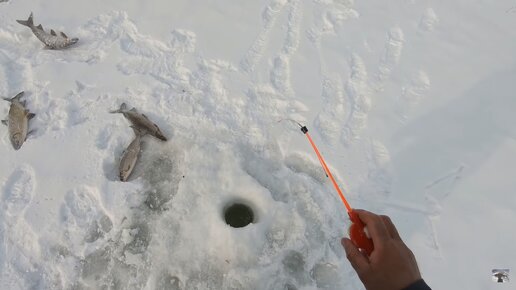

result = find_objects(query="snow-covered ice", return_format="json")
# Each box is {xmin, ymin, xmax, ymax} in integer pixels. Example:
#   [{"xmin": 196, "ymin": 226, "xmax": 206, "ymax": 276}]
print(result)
[{"xmin": 1, "ymin": 0, "xmax": 516, "ymax": 289}]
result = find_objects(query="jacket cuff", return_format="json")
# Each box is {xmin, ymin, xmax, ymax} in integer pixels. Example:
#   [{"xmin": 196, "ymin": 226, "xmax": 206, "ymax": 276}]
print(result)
[{"xmin": 402, "ymin": 279, "xmax": 431, "ymax": 290}]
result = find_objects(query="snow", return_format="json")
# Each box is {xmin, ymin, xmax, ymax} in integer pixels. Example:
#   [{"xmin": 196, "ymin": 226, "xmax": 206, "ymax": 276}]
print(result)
[{"xmin": 1, "ymin": 0, "xmax": 515, "ymax": 289}]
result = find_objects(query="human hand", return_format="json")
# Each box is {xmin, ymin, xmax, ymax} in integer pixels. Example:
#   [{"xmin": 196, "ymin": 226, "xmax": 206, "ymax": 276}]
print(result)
[{"xmin": 342, "ymin": 209, "xmax": 422, "ymax": 290}]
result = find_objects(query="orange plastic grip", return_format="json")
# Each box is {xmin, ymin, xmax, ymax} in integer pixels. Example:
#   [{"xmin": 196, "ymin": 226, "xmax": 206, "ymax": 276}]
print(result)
[{"xmin": 348, "ymin": 210, "xmax": 374, "ymax": 256}]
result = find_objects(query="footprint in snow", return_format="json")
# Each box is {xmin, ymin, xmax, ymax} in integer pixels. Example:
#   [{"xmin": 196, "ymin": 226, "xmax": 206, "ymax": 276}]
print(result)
[
  {"xmin": 61, "ymin": 186, "xmax": 113, "ymax": 245},
  {"xmin": 285, "ymin": 152, "xmax": 329, "ymax": 185},
  {"xmin": 2, "ymin": 165, "xmax": 36, "ymax": 218},
  {"xmin": 96, "ymin": 124, "xmax": 118, "ymax": 150},
  {"xmin": 376, "ymin": 26, "xmax": 405, "ymax": 85},
  {"xmin": 419, "ymin": 8, "xmax": 439, "ymax": 32},
  {"xmin": 311, "ymin": 262, "xmax": 343, "ymax": 289}
]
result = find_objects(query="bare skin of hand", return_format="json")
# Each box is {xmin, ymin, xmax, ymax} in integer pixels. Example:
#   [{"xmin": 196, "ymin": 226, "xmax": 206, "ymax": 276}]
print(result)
[{"xmin": 342, "ymin": 209, "xmax": 422, "ymax": 290}]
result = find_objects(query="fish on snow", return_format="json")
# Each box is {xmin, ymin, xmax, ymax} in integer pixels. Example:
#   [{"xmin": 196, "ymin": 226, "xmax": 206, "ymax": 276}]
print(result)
[
  {"xmin": 110, "ymin": 103, "xmax": 167, "ymax": 141},
  {"xmin": 17, "ymin": 12, "xmax": 79, "ymax": 49},
  {"xmin": 1, "ymin": 91, "xmax": 35, "ymax": 150},
  {"xmin": 119, "ymin": 126, "xmax": 145, "ymax": 182}
]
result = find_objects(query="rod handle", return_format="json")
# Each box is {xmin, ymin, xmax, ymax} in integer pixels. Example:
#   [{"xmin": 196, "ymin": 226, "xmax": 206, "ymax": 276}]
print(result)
[{"xmin": 348, "ymin": 210, "xmax": 374, "ymax": 256}]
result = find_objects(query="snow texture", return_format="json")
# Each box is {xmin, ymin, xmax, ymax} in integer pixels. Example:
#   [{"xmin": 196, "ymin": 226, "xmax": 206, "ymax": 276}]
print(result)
[{"xmin": 1, "ymin": 0, "xmax": 516, "ymax": 289}]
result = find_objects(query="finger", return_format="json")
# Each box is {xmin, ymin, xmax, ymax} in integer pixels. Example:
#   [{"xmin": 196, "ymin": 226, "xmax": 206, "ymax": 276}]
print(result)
[
  {"xmin": 380, "ymin": 215, "xmax": 403, "ymax": 241},
  {"xmin": 353, "ymin": 209, "xmax": 390, "ymax": 244},
  {"xmin": 341, "ymin": 238, "xmax": 370, "ymax": 275}
]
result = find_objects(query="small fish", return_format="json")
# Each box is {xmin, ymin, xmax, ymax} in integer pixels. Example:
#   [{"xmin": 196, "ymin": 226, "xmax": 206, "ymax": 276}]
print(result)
[
  {"xmin": 110, "ymin": 103, "xmax": 167, "ymax": 141},
  {"xmin": 1, "ymin": 91, "xmax": 35, "ymax": 150},
  {"xmin": 119, "ymin": 126, "xmax": 144, "ymax": 182},
  {"xmin": 17, "ymin": 12, "xmax": 79, "ymax": 49}
]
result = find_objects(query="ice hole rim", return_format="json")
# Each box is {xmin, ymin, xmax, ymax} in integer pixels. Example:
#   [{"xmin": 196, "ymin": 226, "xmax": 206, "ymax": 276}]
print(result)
[{"xmin": 223, "ymin": 200, "xmax": 257, "ymax": 228}]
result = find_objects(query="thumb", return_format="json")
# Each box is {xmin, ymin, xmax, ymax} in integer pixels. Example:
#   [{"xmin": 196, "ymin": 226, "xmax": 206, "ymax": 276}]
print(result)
[{"xmin": 342, "ymin": 238, "xmax": 370, "ymax": 275}]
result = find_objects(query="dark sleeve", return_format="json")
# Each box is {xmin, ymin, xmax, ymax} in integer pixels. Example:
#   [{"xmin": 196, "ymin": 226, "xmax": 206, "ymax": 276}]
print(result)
[{"xmin": 401, "ymin": 279, "xmax": 431, "ymax": 290}]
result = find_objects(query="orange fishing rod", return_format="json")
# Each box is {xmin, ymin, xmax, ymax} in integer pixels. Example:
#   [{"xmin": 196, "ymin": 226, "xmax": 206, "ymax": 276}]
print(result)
[
  {"xmin": 301, "ymin": 126, "xmax": 352, "ymax": 212},
  {"xmin": 299, "ymin": 124, "xmax": 374, "ymax": 255}
]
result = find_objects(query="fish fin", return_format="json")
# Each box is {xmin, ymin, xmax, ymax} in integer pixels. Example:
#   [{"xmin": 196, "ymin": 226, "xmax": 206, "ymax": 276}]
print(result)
[
  {"xmin": 130, "ymin": 108, "xmax": 137, "ymax": 112},
  {"xmin": 50, "ymin": 29, "xmax": 57, "ymax": 36},
  {"xmin": 27, "ymin": 113, "xmax": 36, "ymax": 120},
  {"xmin": 130, "ymin": 125, "xmax": 143, "ymax": 136},
  {"xmin": 36, "ymin": 24, "xmax": 43, "ymax": 30},
  {"xmin": 13, "ymin": 91, "xmax": 25, "ymax": 101},
  {"xmin": 133, "ymin": 126, "xmax": 148, "ymax": 137},
  {"xmin": 1, "ymin": 120, "xmax": 7, "ymax": 126},
  {"xmin": 60, "ymin": 32, "xmax": 68, "ymax": 38},
  {"xmin": 16, "ymin": 12, "xmax": 34, "ymax": 27},
  {"xmin": 142, "ymin": 114, "xmax": 150, "ymax": 120}
]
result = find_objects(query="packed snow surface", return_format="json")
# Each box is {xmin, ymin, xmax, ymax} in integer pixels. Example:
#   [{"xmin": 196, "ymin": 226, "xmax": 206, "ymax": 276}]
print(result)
[{"xmin": 1, "ymin": 0, "xmax": 516, "ymax": 289}]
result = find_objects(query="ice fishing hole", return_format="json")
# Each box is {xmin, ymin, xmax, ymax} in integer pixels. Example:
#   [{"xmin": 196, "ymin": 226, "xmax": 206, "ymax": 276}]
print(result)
[{"xmin": 224, "ymin": 203, "xmax": 255, "ymax": 228}]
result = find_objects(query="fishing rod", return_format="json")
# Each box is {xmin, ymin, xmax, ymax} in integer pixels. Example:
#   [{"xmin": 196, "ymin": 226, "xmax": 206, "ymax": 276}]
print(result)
[{"xmin": 291, "ymin": 121, "xmax": 374, "ymax": 255}]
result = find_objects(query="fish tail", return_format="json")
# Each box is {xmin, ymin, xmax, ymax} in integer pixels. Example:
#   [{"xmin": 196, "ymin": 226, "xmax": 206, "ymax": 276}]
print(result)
[
  {"xmin": 2, "ymin": 91, "xmax": 24, "ymax": 102},
  {"xmin": 16, "ymin": 12, "xmax": 34, "ymax": 27},
  {"xmin": 109, "ymin": 103, "xmax": 128, "ymax": 114}
]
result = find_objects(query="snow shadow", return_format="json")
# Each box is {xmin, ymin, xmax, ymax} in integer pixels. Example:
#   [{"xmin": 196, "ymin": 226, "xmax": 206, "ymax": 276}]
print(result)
[
  {"xmin": 382, "ymin": 64, "xmax": 516, "ymax": 254},
  {"xmin": 392, "ymin": 65, "xmax": 516, "ymax": 196}
]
